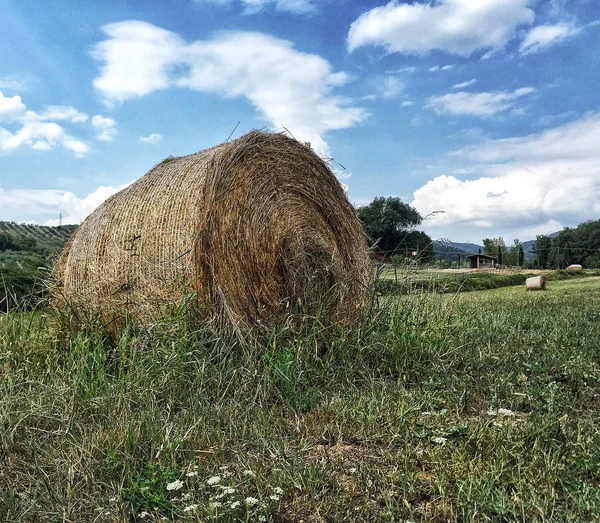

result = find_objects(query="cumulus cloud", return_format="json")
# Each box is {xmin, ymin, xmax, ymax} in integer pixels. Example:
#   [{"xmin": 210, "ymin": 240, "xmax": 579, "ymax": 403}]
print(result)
[
  {"xmin": 426, "ymin": 87, "xmax": 535, "ymax": 117},
  {"xmin": 0, "ymin": 183, "xmax": 130, "ymax": 225},
  {"xmin": 519, "ymin": 23, "xmax": 581, "ymax": 55},
  {"xmin": 411, "ymin": 113, "xmax": 600, "ymax": 235},
  {"xmin": 91, "ymin": 115, "xmax": 117, "ymax": 141},
  {"xmin": 91, "ymin": 21, "xmax": 367, "ymax": 156},
  {"xmin": 194, "ymin": 0, "xmax": 316, "ymax": 14},
  {"xmin": 348, "ymin": 0, "xmax": 534, "ymax": 56},
  {"xmin": 0, "ymin": 91, "xmax": 90, "ymax": 155},
  {"xmin": 452, "ymin": 79, "xmax": 477, "ymax": 89},
  {"xmin": 140, "ymin": 133, "xmax": 163, "ymax": 143}
]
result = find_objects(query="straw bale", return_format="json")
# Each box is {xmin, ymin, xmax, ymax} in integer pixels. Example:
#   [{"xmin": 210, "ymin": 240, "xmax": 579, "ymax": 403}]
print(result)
[
  {"xmin": 567, "ymin": 264, "xmax": 582, "ymax": 271},
  {"xmin": 525, "ymin": 275, "xmax": 546, "ymax": 291},
  {"xmin": 53, "ymin": 131, "xmax": 371, "ymax": 331}
]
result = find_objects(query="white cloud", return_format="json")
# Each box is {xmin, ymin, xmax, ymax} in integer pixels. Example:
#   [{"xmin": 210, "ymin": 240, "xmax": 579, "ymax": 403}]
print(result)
[
  {"xmin": 519, "ymin": 23, "xmax": 581, "ymax": 55},
  {"xmin": 0, "ymin": 77, "xmax": 29, "ymax": 92},
  {"xmin": 452, "ymin": 79, "xmax": 477, "ymax": 89},
  {"xmin": 411, "ymin": 113, "xmax": 600, "ymax": 235},
  {"xmin": 0, "ymin": 91, "xmax": 26, "ymax": 120},
  {"xmin": 0, "ymin": 120, "xmax": 89, "ymax": 156},
  {"xmin": 426, "ymin": 87, "xmax": 535, "ymax": 117},
  {"xmin": 140, "ymin": 133, "xmax": 163, "ymax": 143},
  {"xmin": 348, "ymin": 0, "xmax": 534, "ymax": 56},
  {"xmin": 92, "ymin": 21, "xmax": 367, "ymax": 156},
  {"xmin": 0, "ymin": 91, "xmax": 90, "ymax": 155},
  {"xmin": 370, "ymin": 75, "xmax": 404, "ymax": 99},
  {"xmin": 194, "ymin": 0, "xmax": 316, "ymax": 14},
  {"xmin": 400, "ymin": 100, "xmax": 413, "ymax": 107},
  {"xmin": 0, "ymin": 183, "xmax": 129, "ymax": 225},
  {"xmin": 429, "ymin": 64, "xmax": 454, "ymax": 72},
  {"xmin": 91, "ymin": 115, "xmax": 117, "ymax": 141},
  {"xmin": 35, "ymin": 106, "xmax": 88, "ymax": 123}
]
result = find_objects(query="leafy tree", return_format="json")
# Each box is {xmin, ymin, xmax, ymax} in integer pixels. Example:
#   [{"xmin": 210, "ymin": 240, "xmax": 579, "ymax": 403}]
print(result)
[
  {"xmin": 532, "ymin": 234, "xmax": 552, "ymax": 269},
  {"xmin": 483, "ymin": 237, "xmax": 507, "ymax": 262},
  {"xmin": 357, "ymin": 197, "xmax": 431, "ymax": 261}
]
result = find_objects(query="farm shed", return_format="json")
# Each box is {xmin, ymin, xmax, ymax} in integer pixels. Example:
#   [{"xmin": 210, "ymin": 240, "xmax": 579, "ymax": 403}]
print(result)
[
  {"xmin": 467, "ymin": 253, "xmax": 498, "ymax": 269},
  {"xmin": 53, "ymin": 131, "xmax": 371, "ymax": 331}
]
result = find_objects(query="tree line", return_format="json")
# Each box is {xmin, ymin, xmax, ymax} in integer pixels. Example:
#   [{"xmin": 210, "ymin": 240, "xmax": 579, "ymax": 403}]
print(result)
[{"xmin": 532, "ymin": 219, "xmax": 600, "ymax": 269}]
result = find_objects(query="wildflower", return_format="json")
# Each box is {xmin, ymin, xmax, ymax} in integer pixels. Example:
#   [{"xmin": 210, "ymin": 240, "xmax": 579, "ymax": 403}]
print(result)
[
  {"xmin": 245, "ymin": 496, "xmax": 259, "ymax": 506},
  {"xmin": 166, "ymin": 479, "xmax": 184, "ymax": 491},
  {"xmin": 182, "ymin": 493, "xmax": 192, "ymax": 501},
  {"xmin": 242, "ymin": 470, "xmax": 256, "ymax": 477},
  {"xmin": 272, "ymin": 487, "xmax": 284, "ymax": 495},
  {"xmin": 230, "ymin": 501, "xmax": 241, "ymax": 509},
  {"xmin": 186, "ymin": 471, "xmax": 198, "ymax": 477},
  {"xmin": 269, "ymin": 495, "xmax": 280, "ymax": 501},
  {"xmin": 258, "ymin": 516, "xmax": 266, "ymax": 522},
  {"xmin": 222, "ymin": 487, "xmax": 236, "ymax": 495},
  {"xmin": 183, "ymin": 504, "xmax": 198, "ymax": 512},
  {"xmin": 207, "ymin": 475, "xmax": 221, "ymax": 486},
  {"xmin": 431, "ymin": 436, "xmax": 447, "ymax": 445},
  {"xmin": 138, "ymin": 512, "xmax": 150, "ymax": 519},
  {"xmin": 209, "ymin": 501, "xmax": 223, "ymax": 509}
]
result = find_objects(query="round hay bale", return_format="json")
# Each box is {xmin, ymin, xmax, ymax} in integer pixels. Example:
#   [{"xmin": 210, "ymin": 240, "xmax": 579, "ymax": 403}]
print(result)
[
  {"xmin": 53, "ymin": 131, "xmax": 371, "ymax": 331},
  {"xmin": 525, "ymin": 275, "xmax": 546, "ymax": 291},
  {"xmin": 567, "ymin": 264, "xmax": 582, "ymax": 271}
]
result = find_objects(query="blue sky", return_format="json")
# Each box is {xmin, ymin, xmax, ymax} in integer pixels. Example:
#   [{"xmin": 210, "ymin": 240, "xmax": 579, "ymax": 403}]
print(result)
[{"xmin": 1, "ymin": 0, "xmax": 599, "ymax": 243}]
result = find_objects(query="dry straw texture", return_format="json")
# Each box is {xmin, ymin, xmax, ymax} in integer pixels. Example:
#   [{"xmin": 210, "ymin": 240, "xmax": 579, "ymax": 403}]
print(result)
[
  {"xmin": 53, "ymin": 131, "xmax": 371, "ymax": 331},
  {"xmin": 526, "ymin": 275, "xmax": 547, "ymax": 291}
]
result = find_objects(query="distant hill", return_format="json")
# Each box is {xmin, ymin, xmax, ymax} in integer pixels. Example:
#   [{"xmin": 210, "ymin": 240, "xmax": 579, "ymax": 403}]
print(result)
[{"xmin": 0, "ymin": 221, "xmax": 77, "ymax": 254}]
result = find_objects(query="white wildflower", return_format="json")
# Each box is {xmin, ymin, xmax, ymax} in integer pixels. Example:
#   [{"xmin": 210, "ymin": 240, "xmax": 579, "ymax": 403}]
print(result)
[
  {"xmin": 183, "ymin": 504, "xmax": 198, "ymax": 512},
  {"xmin": 166, "ymin": 479, "xmax": 184, "ymax": 491},
  {"xmin": 138, "ymin": 512, "xmax": 150, "ymax": 519},
  {"xmin": 182, "ymin": 493, "xmax": 192, "ymax": 500},
  {"xmin": 222, "ymin": 487, "xmax": 236, "ymax": 495},
  {"xmin": 487, "ymin": 408, "xmax": 515, "ymax": 417},
  {"xmin": 245, "ymin": 496, "xmax": 259, "ymax": 506},
  {"xmin": 209, "ymin": 501, "xmax": 222, "ymax": 509},
  {"xmin": 242, "ymin": 469, "xmax": 256, "ymax": 477},
  {"xmin": 258, "ymin": 516, "xmax": 267, "ymax": 522},
  {"xmin": 431, "ymin": 436, "xmax": 447, "ymax": 445},
  {"xmin": 269, "ymin": 495, "xmax": 280, "ymax": 501},
  {"xmin": 206, "ymin": 476, "xmax": 221, "ymax": 486},
  {"xmin": 272, "ymin": 487, "xmax": 284, "ymax": 495},
  {"xmin": 186, "ymin": 471, "xmax": 198, "ymax": 477},
  {"xmin": 230, "ymin": 501, "xmax": 241, "ymax": 509}
]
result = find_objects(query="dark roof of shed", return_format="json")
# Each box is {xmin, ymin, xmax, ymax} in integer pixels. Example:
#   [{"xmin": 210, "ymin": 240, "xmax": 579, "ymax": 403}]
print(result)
[{"xmin": 466, "ymin": 253, "xmax": 498, "ymax": 261}]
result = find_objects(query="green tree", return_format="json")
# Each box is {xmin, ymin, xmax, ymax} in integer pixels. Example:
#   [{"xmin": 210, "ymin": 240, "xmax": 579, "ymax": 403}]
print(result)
[
  {"xmin": 518, "ymin": 244, "xmax": 525, "ymax": 267},
  {"xmin": 532, "ymin": 234, "xmax": 552, "ymax": 269},
  {"xmin": 357, "ymin": 197, "xmax": 425, "ymax": 255},
  {"xmin": 483, "ymin": 237, "xmax": 507, "ymax": 262}
]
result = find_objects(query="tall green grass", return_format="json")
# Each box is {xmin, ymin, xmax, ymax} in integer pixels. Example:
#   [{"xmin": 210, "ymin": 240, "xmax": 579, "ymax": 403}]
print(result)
[{"xmin": 2, "ymin": 279, "xmax": 600, "ymax": 521}]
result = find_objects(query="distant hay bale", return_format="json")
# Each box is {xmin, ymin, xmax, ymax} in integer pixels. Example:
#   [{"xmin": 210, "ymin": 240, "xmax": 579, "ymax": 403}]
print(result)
[
  {"xmin": 567, "ymin": 264, "xmax": 583, "ymax": 271},
  {"xmin": 525, "ymin": 275, "xmax": 546, "ymax": 291},
  {"xmin": 53, "ymin": 131, "xmax": 371, "ymax": 332}
]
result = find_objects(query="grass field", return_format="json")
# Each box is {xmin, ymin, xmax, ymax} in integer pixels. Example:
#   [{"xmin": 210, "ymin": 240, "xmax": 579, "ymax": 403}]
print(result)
[{"xmin": 2, "ymin": 278, "xmax": 600, "ymax": 521}]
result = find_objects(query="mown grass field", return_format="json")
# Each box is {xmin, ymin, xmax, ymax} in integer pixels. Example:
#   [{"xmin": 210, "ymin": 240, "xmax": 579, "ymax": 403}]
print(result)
[{"xmin": 2, "ymin": 278, "xmax": 600, "ymax": 521}]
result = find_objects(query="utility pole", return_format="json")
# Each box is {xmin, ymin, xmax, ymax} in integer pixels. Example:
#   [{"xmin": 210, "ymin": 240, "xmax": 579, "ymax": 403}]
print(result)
[{"xmin": 59, "ymin": 213, "xmax": 62, "ymax": 227}]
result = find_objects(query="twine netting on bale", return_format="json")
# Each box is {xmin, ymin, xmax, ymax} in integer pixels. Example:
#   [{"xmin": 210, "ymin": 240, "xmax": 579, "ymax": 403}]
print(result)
[{"xmin": 53, "ymin": 131, "xmax": 372, "ymax": 332}]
